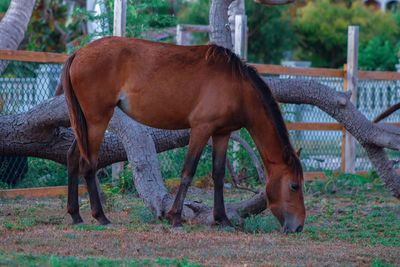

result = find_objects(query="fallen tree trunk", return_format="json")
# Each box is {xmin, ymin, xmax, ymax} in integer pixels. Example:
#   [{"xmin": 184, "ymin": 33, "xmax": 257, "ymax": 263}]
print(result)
[{"xmin": 0, "ymin": 96, "xmax": 190, "ymax": 168}]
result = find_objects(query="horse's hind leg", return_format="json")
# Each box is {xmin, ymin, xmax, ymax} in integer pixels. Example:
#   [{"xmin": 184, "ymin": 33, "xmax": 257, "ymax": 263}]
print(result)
[
  {"xmin": 212, "ymin": 133, "xmax": 232, "ymax": 227},
  {"xmin": 67, "ymin": 139, "xmax": 84, "ymax": 224},
  {"xmin": 166, "ymin": 127, "xmax": 211, "ymax": 227},
  {"xmin": 81, "ymin": 115, "xmax": 113, "ymax": 225}
]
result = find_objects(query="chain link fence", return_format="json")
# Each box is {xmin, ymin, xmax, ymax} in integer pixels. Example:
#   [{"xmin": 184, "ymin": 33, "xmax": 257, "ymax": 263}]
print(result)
[{"xmin": 1, "ymin": 59, "xmax": 400, "ymax": 188}]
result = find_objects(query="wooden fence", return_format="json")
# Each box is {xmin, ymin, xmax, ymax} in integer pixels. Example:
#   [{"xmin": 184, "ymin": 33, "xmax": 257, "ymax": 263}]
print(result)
[{"xmin": 1, "ymin": 49, "xmax": 400, "ymax": 197}]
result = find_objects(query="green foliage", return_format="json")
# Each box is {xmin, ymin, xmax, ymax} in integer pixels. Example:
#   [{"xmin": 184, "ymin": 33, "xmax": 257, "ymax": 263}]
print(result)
[
  {"xmin": 176, "ymin": 0, "xmax": 209, "ymax": 44},
  {"xmin": 125, "ymin": 0, "xmax": 176, "ymax": 38},
  {"xmin": 177, "ymin": 0, "xmax": 295, "ymax": 64},
  {"xmin": 76, "ymin": 0, "xmax": 177, "ymax": 46},
  {"xmin": 294, "ymin": 0, "xmax": 400, "ymax": 68},
  {"xmin": 177, "ymin": 0, "xmax": 208, "ymax": 25},
  {"xmin": 20, "ymin": 0, "xmax": 176, "ymax": 52},
  {"xmin": 0, "ymin": 252, "xmax": 201, "ymax": 267},
  {"xmin": 25, "ymin": 0, "xmax": 85, "ymax": 52},
  {"xmin": 14, "ymin": 158, "xmax": 67, "ymax": 188},
  {"xmin": 246, "ymin": 1, "xmax": 295, "ymax": 64},
  {"xmin": 359, "ymin": 36, "xmax": 399, "ymax": 71},
  {"xmin": 0, "ymin": 0, "xmax": 10, "ymax": 13},
  {"xmin": 159, "ymin": 146, "xmax": 214, "ymax": 181}
]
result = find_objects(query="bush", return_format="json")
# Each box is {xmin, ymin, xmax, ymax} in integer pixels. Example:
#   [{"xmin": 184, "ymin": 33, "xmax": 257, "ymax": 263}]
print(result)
[{"xmin": 294, "ymin": 0, "xmax": 400, "ymax": 69}]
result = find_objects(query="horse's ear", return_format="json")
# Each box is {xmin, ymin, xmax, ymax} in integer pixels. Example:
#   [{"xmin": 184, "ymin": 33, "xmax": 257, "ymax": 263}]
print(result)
[{"xmin": 296, "ymin": 148, "xmax": 303, "ymax": 157}]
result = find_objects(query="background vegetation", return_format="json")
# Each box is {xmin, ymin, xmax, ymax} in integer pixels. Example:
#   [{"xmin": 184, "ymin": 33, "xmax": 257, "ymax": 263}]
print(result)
[{"xmin": 2, "ymin": 0, "xmax": 400, "ymax": 70}]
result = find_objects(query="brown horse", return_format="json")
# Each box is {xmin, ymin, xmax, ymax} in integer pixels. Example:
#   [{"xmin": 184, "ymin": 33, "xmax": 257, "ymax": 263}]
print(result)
[{"xmin": 59, "ymin": 37, "xmax": 305, "ymax": 233}]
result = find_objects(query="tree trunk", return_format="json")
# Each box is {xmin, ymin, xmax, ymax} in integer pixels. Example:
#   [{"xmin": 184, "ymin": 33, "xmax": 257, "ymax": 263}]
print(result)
[
  {"xmin": 0, "ymin": 0, "xmax": 36, "ymax": 73},
  {"xmin": 209, "ymin": 0, "xmax": 234, "ymax": 49}
]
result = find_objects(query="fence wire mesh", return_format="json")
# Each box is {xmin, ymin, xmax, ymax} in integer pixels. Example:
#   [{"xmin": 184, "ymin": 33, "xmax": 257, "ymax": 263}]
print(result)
[{"xmin": 1, "ymin": 59, "xmax": 399, "ymax": 188}]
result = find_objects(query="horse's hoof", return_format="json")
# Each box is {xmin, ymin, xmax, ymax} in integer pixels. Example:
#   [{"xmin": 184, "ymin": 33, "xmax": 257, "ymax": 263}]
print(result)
[
  {"xmin": 165, "ymin": 211, "xmax": 183, "ymax": 227},
  {"xmin": 213, "ymin": 218, "xmax": 234, "ymax": 229},
  {"xmin": 71, "ymin": 214, "xmax": 84, "ymax": 225},
  {"xmin": 97, "ymin": 217, "xmax": 111, "ymax": 226},
  {"xmin": 72, "ymin": 219, "xmax": 85, "ymax": 225}
]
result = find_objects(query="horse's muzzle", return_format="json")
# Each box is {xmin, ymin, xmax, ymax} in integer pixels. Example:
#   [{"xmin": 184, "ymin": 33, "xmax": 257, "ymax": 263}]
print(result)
[{"xmin": 281, "ymin": 217, "xmax": 304, "ymax": 234}]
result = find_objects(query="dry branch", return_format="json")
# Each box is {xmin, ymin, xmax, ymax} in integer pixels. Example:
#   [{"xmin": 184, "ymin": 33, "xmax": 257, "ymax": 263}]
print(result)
[{"xmin": 373, "ymin": 102, "xmax": 400, "ymax": 123}]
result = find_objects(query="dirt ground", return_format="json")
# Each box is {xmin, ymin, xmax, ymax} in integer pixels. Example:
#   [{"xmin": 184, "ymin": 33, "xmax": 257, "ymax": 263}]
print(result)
[{"xmin": 0, "ymin": 184, "xmax": 399, "ymax": 266}]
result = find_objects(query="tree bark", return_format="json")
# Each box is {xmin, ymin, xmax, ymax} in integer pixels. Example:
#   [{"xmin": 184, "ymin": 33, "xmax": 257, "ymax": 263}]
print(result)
[
  {"xmin": 209, "ymin": 0, "xmax": 234, "ymax": 49},
  {"xmin": 0, "ymin": 0, "xmax": 36, "ymax": 73},
  {"xmin": 108, "ymin": 108, "xmax": 188, "ymax": 219}
]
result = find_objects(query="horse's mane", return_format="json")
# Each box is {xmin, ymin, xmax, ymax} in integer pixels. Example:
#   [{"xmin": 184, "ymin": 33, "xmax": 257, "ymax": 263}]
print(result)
[{"xmin": 206, "ymin": 44, "xmax": 303, "ymax": 179}]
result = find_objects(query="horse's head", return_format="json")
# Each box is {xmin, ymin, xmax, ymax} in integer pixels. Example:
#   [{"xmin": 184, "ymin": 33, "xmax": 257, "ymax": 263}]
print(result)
[{"xmin": 265, "ymin": 150, "xmax": 305, "ymax": 234}]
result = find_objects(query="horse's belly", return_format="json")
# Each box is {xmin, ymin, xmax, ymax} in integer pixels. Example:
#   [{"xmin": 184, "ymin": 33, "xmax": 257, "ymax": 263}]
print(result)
[{"xmin": 118, "ymin": 92, "xmax": 191, "ymax": 129}]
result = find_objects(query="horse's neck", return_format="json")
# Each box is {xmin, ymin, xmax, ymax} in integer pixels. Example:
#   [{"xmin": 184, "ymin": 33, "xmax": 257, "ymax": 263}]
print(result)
[{"xmin": 245, "ymin": 101, "xmax": 285, "ymax": 175}]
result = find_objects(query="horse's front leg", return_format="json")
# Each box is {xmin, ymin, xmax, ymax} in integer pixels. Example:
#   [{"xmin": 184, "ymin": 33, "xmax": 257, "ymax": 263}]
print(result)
[
  {"xmin": 166, "ymin": 127, "xmax": 211, "ymax": 227},
  {"xmin": 211, "ymin": 133, "xmax": 233, "ymax": 227}
]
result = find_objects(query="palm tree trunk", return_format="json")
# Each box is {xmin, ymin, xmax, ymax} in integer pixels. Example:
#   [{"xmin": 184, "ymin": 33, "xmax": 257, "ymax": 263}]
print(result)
[{"xmin": 0, "ymin": 0, "xmax": 35, "ymax": 73}]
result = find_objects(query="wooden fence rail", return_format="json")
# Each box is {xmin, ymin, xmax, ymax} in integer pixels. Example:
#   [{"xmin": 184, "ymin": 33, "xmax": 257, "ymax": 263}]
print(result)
[{"xmin": 2, "ymin": 49, "xmax": 400, "ymax": 80}]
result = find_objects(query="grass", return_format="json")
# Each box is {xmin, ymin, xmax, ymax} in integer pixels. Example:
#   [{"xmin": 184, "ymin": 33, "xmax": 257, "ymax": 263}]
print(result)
[
  {"xmin": 236, "ymin": 171, "xmax": 400, "ymax": 247},
  {"xmin": 0, "ymin": 252, "xmax": 201, "ymax": 267},
  {"xmin": 3, "ymin": 217, "xmax": 37, "ymax": 231},
  {"xmin": 72, "ymin": 224, "xmax": 110, "ymax": 231},
  {"xmin": 0, "ymin": 171, "xmax": 398, "ymax": 265}
]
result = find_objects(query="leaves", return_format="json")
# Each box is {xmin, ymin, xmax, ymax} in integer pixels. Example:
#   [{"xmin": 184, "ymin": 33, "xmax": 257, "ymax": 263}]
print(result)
[{"xmin": 294, "ymin": 0, "xmax": 400, "ymax": 69}]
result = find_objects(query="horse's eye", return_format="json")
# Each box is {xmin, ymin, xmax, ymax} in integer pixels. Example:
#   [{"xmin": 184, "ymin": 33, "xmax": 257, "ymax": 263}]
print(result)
[{"xmin": 289, "ymin": 183, "xmax": 300, "ymax": 192}]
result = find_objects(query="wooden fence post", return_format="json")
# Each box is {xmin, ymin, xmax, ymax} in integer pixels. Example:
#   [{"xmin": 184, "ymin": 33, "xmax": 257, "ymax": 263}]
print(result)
[
  {"xmin": 176, "ymin": 24, "xmax": 184, "ymax": 45},
  {"xmin": 231, "ymin": 15, "xmax": 248, "ymax": 171},
  {"xmin": 113, "ymin": 0, "xmax": 127, "ymax": 37},
  {"xmin": 341, "ymin": 64, "xmax": 347, "ymax": 173},
  {"xmin": 343, "ymin": 26, "xmax": 359, "ymax": 173},
  {"xmin": 112, "ymin": 0, "xmax": 127, "ymax": 184},
  {"xmin": 234, "ymin": 15, "xmax": 247, "ymax": 60}
]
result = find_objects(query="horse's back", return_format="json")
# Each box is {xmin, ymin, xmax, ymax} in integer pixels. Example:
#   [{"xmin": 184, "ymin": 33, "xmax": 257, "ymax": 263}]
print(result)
[{"xmin": 70, "ymin": 37, "xmax": 244, "ymax": 130}]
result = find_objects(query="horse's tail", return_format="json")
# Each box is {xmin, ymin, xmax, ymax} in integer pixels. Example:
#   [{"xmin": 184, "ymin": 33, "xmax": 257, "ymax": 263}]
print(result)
[
  {"xmin": 54, "ymin": 82, "xmax": 63, "ymax": 96},
  {"xmin": 62, "ymin": 53, "xmax": 90, "ymax": 165}
]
